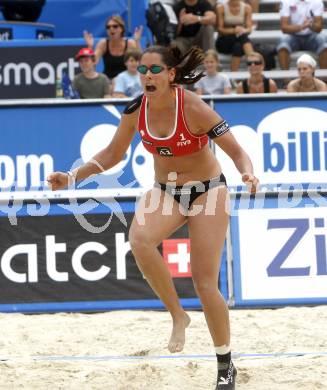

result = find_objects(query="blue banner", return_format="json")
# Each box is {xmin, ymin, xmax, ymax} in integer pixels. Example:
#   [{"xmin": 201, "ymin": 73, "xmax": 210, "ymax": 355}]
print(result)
[
  {"xmin": 38, "ymin": 0, "xmax": 129, "ymax": 38},
  {"xmin": 0, "ymin": 21, "xmax": 54, "ymax": 40},
  {"xmin": 0, "ymin": 101, "xmax": 148, "ymax": 199},
  {"xmin": 36, "ymin": 0, "xmax": 149, "ymax": 39},
  {"xmin": 1, "ymin": 95, "xmax": 326, "ymax": 200},
  {"xmin": 213, "ymin": 95, "xmax": 327, "ymax": 189}
]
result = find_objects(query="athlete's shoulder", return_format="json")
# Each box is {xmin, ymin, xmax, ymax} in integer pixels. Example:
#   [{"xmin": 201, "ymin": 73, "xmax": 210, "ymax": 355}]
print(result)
[
  {"xmin": 183, "ymin": 88, "xmax": 209, "ymax": 114},
  {"xmin": 183, "ymin": 88, "xmax": 201, "ymax": 103},
  {"xmin": 182, "ymin": 89, "xmax": 220, "ymax": 135},
  {"xmin": 123, "ymin": 94, "xmax": 144, "ymax": 115}
]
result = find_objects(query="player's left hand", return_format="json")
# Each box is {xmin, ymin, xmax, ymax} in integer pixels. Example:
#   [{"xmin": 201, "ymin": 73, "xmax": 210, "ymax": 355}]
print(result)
[{"xmin": 242, "ymin": 173, "xmax": 259, "ymax": 194}]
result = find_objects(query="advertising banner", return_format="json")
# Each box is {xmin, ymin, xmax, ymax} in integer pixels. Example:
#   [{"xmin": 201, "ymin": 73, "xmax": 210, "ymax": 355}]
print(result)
[
  {"xmin": 230, "ymin": 192, "xmax": 327, "ymax": 306},
  {"xmin": 0, "ymin": 22, "xmax": 54, "ymax": 40},
  {"xmin": 0, "ymin": 27, "xmax": 13, "ymax": 40},
  {"xmin": 214, "ymin": 96, "xmax": 327, "ymax": 189},
  {"xmin": 1, "ymin": 96, "xmax": 326, "ymax": 201},
  {"xmin": 0, "ymin": 101, "xmax": 149, "ymax": 200},
  {"xmin": 0, "ymin": 200, "xmax": 228, "ymax": 312},
  {"xmin": 0, "ymin": 44, "xmax": 83, "ymax": 98},
  {"xmin": 2, "ymin": 96, "xmax": 325, "ymax": 310}
]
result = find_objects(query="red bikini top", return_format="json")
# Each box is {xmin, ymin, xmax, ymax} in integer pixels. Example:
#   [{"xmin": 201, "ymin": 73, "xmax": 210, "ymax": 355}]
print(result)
[{"xmin": 137, "ymin": 87, "xmax": 208, "ymax": 157}]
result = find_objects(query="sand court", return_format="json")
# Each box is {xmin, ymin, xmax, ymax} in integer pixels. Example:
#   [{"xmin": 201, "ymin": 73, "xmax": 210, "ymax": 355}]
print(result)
[{"xmin": 0, "ymin": 306, "xmax": 326, "ymax": 389}]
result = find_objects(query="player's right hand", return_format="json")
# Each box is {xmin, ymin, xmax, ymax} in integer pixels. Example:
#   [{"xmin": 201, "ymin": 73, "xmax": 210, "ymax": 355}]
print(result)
[{"xmin": 47, "ymin": 172, "xmax": 70, "ymax": 191}]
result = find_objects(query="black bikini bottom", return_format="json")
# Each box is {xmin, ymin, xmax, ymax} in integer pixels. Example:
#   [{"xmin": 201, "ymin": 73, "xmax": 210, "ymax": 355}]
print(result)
[{"xmin": 155, "ymin": 173, "xmax": 227, "ymax": 210}]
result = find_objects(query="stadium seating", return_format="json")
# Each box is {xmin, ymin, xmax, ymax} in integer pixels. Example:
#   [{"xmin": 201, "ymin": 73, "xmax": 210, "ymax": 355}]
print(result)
[{"xmin": 218, "ymin": 0, "xmax": 327, "ymax": 85}]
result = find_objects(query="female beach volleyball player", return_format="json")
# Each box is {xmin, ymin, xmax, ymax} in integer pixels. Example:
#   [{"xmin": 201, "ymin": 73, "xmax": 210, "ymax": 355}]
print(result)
[{"xmin": 47, "ymin": 45, "xmax": 259, "ymax": 389}]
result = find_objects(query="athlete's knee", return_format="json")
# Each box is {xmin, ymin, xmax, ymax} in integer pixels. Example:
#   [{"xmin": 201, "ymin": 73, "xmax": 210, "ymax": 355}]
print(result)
[
  {"xmin": 193, "ymin": 279, "xmax": 219, "ymax": 302},
  {"xmin": 128, "ymin": 227, "xmax": 144, "ymax": 253},
  {"xmin": 128, "ymin": 227, "xmax": 155, "ymax": 256}
]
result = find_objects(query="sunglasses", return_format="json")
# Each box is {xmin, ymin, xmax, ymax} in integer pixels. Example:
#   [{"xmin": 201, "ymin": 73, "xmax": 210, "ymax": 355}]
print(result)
[
  {"xmin": 137, "ymin": 64, "xmax": 165, "ymax": 74},
  {"xmin": 247, "ymin": 60, "xmax": 262, "ymax": 66},
  {"xmin": 106, "ymin": 24, "xmax": 119, "ymax": 29}
]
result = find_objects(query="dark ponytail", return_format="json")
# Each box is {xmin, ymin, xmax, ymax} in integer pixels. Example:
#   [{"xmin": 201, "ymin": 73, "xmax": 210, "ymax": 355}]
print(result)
[{"xmin": 141, "ymin": 45, "xmax": 205, "ymax": 85}]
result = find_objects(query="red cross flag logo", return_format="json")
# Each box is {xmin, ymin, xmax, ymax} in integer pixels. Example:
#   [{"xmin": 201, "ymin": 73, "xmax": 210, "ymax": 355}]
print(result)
[{"xmin": 162, "ymin": 239, "xmax": 191, "ymax": 277}]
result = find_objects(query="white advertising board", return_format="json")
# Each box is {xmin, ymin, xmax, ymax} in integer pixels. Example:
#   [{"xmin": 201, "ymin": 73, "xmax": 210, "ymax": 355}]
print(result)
[{"xmin": 233, "ymin": 206, "xmax": 327, "ymax": 305}]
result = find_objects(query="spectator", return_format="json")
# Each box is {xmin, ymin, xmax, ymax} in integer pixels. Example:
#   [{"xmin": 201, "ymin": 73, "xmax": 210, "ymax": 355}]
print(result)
[
  {"xmin": 287, "ymin": 53, "xmax": 327, "ymax": 92},
  {"xmin": 277, "ymin": 0, "xmax": 327, "ymax": 70},
  {"xmin": 236, "ymin": 51, "xmax": 278, "ymax": 93},
  {"xmin": 195, "ymin": 49, "xmax": 232, "ymax": 94},
  {"xmin": 113, "ymin": 50, "xmax": 143, "ymax": 98},
  {"xmin": 216, "ymin": 0, "xmax": 259, "ymax": 16},
  {"xmin": 216, "ymin": 0, "xmax": 254, "ymax": 71},
  {"xmin": 146, "ymin": 1, "xmax": 179, "ymax": 46},
  {"xmin": 83, "ymin": 15, "xmax": 143, "ymax": 85},
  {"xmin": 172, "ymin": 0, "xmax": 216, "ymax": 54},
  {"xmin": 73, "ymin": 48, "xmax": 111, "ymax": 99}
]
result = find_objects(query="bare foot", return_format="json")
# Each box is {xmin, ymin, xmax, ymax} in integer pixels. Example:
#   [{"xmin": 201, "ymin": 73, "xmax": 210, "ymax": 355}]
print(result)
[{"xmin": 168, "ymin": 312, "xmax": 191, "ymax": 353}]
